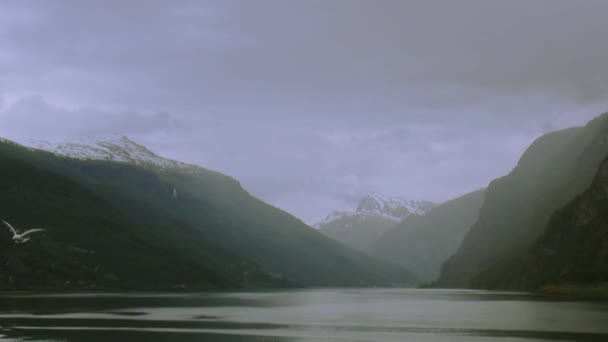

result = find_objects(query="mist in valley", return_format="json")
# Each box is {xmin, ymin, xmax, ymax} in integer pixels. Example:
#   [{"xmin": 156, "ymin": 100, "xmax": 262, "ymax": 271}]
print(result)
[{"xmin": 1, "ymin": 1, "xmax": 607, "ymax": 341}]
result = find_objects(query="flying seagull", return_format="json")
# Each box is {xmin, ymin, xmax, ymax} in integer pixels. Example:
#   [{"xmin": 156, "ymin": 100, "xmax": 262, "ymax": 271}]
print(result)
[{"xmin": 2, "ymin": 220, "xmax": 45, "ymax": 244}]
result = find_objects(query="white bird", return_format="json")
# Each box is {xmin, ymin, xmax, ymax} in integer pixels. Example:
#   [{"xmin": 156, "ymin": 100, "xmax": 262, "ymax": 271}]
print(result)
[
  {"xmin": 173, "ymin": 187, "xmax": 178, "ymax": 200},
  {"xmin": 2, "ymin": 220, "xmax": 45, "ymax": 244}
]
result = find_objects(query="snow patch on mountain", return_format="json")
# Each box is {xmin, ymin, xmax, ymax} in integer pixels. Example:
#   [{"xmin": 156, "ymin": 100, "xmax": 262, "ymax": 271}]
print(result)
[
  {"xmin": 315, "ymin": 194, "xmax": 435, "ymax": 228},
  {"xmin": 357, "ymin": 194, "xmax": 435, "ymax": 218},
  {"xmin": 13, "ymin": 135, "xmax": 200, "ymax": 173}
]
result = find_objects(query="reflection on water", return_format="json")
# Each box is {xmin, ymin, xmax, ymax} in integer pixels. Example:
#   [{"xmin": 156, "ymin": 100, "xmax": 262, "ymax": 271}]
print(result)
[{"xmin": 0, "ymin": 289, "xmax": 607, "ymax": 341}]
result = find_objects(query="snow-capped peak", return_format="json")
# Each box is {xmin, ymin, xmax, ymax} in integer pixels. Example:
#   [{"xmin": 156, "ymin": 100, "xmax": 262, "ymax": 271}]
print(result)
[
  {"xmin": 356, "ymin": 194, "xmax": 435, "ymax": 219},
  {"xmin": 315, "ymin": 194, "xmax": 436, "ymax": 228},
  {"xmin": 14, "ymin": 135, "xmax": 198, "ymax": 172}
]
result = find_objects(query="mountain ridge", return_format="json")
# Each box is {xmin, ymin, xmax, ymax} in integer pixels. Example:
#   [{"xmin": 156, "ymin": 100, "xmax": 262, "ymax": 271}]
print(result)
[
  {"xmin": 0, "ymin": 136, "xmax": 415, "ymax": 289},
  {"xmin": 317, "ymin": 194, "xmax": 435, "ymax": 227},
  {"xmin": 437, "ymin": 112, "xmax": 608, "ymax": 288},
  {"xmin": 317, "ymin": 195, "xmax": 435, "ymax": 255},
  {"xmin": 17, "ymin": 135, "xmax": 210, "ymax": 175},
  {"xmin": 372, "ymin": 188, "xmax": 486, "ymax": 282},
  {"xmin": 471, "ymin": 155, "xmax": 608, "ymax": 291}
]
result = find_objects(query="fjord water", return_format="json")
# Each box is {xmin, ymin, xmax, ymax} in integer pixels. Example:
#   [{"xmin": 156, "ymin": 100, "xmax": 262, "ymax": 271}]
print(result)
[{"xmin": 0, "ymin": 289, "xmax": 607, "ymax": 342}]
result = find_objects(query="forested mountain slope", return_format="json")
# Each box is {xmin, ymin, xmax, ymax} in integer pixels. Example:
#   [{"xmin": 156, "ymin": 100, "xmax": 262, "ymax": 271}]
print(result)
[{"xmin": 0, "ymin": 138, "xmax": 413, "ymax": 289}]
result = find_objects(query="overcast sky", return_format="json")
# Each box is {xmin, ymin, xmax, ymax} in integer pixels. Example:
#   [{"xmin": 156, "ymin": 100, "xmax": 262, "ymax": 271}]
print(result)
[{"xmin": 1, "ymin": 0, "xmax": 607, "ymax": 223}]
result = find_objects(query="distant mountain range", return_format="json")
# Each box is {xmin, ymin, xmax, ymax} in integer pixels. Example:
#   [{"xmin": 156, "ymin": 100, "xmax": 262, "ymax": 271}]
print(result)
[
  {"xmin": 317, "ymin": 195, "xmax": 435, "ymax": 254},
  {"xmin": 3, "ymin": 112, "xmax": 607, "ymax": 294},
  {"xmin": 371, "ymin": 189, "xmax": 485, "ymax": 282},
  {"xmin": 321, "ymin": 111, "xmax": 608, "ymax": 293},
  {"xmin": 318, "ymin": 194, "xmax": 436, "ymax": 225},
  {"xmin": 0, "ymin": 136, "xmax": 414, "ymax": 290}
]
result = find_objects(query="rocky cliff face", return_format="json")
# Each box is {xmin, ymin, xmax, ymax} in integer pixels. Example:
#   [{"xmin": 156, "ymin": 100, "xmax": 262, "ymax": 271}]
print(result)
[
  {"xmin": 437, "ymin": 113, "xmax": 608, "ymax": 288},
  {"xmin": 474, "ymin": 156, "xmax": 608, "ymax": 290}
]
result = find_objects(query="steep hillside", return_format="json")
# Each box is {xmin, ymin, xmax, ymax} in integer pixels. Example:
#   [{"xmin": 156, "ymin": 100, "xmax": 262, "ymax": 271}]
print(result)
[
  {"xmin": 473, "ymin": 156, "xmax": 608, "ymax": 291},
  {"xmin": 437, "ymin": 113, "xmax": 608, "ymax": 287},
  {"xmin": 0, "ymin": 138, "xmax": 414, "ymax": 288},
  {"xmin": 0, "ymin": 148, "xmax": 278, "ymax": 290},
  {"xmin": 317, "ymin": 195, "xmax": 435, "ymax": 254},
  {"xmin": 372, "ymin": 189, "xmax": 485, "ymax": 282}
]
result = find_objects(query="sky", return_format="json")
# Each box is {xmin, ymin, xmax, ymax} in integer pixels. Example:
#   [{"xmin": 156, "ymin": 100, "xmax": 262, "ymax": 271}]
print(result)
[{"xmin": 1, "ymin": 0, "xmax": 607, "ymax": 223}]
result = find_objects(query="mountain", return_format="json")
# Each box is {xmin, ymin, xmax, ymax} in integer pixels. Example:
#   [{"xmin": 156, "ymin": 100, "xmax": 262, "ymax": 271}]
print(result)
[
  {"xmin": 472, "ymin": 155, "xmax": 608, "ymax": 293},
  {"xmin": 22, "ymin": 135, "xmax": 196, "ymax": 171},
  {"xmin": 0, "ymin": 136, "xmax": 414, "ymax": 289},
  {"xmin": 0, "ymin": 142, "xmax": 269, "ymax": 290},
  {"xmin": 355, "ymin": 194, "xmax": 436, "ymax": 220},
  {"xmin": 372, "ymin": 189, "xmax": 486, "ymax": 282},
  {"xmin": 317, "ymin": 195, "xmax": 435, "ymax": 254},
  {"xmin": 437, "ymin": 113, "xmax": 608, "ymax": 288}
]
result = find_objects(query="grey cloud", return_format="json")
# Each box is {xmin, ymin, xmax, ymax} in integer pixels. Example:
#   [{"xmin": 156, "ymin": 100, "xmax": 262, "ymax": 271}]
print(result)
[
  {"xmin": 0, "ymin": 96, "xmax": 188, "ymax": 139},
  {"xmin": 3, "ymin": 0, "xmax": 608, "ymax": 119},
  {"xmin": 1, "ymin": 1, "xmax": 607, "ymax": 222}
]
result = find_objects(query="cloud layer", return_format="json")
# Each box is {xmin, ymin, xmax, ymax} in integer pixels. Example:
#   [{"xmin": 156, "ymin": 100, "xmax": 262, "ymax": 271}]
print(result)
[{"xmin": 1, "ymin": 1, "xmax": 607, "ymax": 222}]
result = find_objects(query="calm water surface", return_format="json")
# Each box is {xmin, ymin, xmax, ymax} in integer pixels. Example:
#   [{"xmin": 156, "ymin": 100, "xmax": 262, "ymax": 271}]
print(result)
[{"xmin": 0, "ymin": 289, "xmax": 607, "ymax": 341}]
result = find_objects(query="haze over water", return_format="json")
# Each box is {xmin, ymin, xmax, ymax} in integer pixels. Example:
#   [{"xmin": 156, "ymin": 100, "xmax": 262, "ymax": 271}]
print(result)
[{"xmin": 1, "ymin": 289, "xmax": 607, "ymax": 341}]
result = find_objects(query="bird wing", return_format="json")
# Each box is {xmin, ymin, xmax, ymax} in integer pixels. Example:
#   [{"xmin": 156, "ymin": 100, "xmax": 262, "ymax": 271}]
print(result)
[
  {"xmin": 2, "ymin": 220, "xmax": 17, "ymax": 235},
  {"xmin": 20, "ymin": 229, "xmax": 45, "ymax": 237}
]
